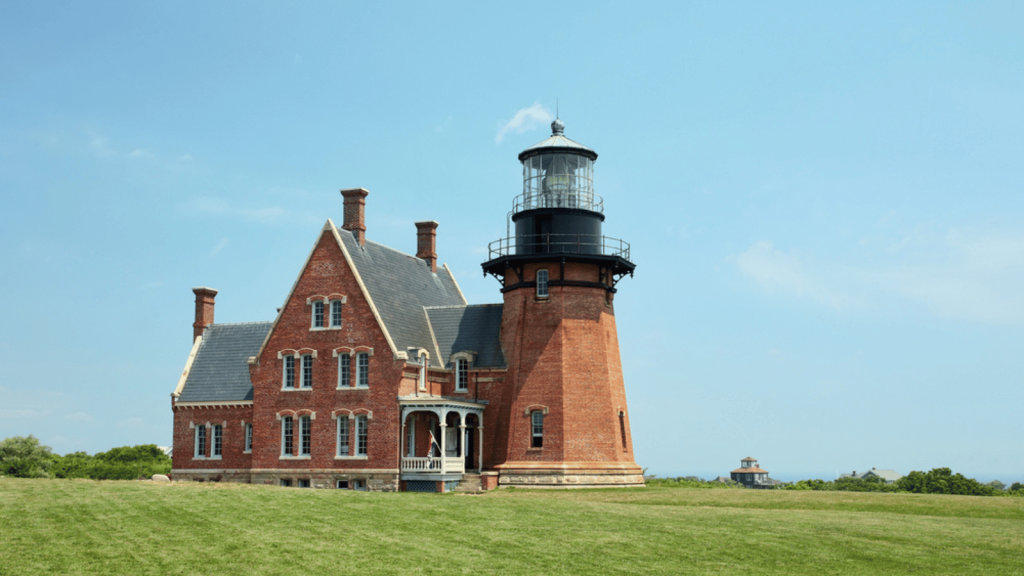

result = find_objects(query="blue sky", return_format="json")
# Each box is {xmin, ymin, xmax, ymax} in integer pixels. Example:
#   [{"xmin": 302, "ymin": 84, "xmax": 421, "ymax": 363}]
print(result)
[{"xmin": 1, "ymin": 2, "xmax": 1021, "ymax": 482}]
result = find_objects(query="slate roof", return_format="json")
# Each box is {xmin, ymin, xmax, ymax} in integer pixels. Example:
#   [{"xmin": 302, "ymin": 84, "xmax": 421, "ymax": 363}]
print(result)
[
  {"xmin": 425, "ymin": 304, "xmax": 506, "ymax": 369},
  {"xmin": 337, "ymin": 229, "xmax": 466, "ymax": 367},
  {"xmin": 177, "ymin": 322, "xmax": 272, "ymax": 403}
]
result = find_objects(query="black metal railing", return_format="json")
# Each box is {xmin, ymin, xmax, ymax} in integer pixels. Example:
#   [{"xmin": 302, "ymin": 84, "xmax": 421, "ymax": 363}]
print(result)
[
  {"xmin": 512, "ymin": 191, "xmax": 604, "ymax": 214},
  {"xmin": 487, "ymin": 233, "xmax": 630, "ymax": 261}
]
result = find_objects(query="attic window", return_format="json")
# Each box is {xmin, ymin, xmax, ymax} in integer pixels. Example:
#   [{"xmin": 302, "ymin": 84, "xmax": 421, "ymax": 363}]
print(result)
[
  {"xmin": 330, "ymin": 300, "xmax": 343, "ymax": 327},
  {"xmin": 312, "ymin": 301, "xmax": 325, "ymax": 328}
]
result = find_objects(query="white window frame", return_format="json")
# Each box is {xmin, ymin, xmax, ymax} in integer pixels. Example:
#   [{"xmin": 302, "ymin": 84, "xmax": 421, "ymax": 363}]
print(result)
[
  {"xmin": 337, "ymin": 353, "xmax": 350, "ymax": 388},
  {"xmin": 531, "ymin": 411, "xmax": 544, "ymax": 448},
  {"xmin": 536, "ymin": 269, "xmax": 549, "ymax": 298},
  {"xmin": 330, "ymin": 299, "xmax": 343, "ymax": 327},
  {"xmin": 356, "ymin": 352, "xmax": 369, "ymax": 388},
  {"xmin": 337, "ymin": 416, "xmax": 350, "ymax": 457},
  {"xmin": 355, "ymin": 415, "xmax": 368, "ymax": 456},
  {"xmin": 281, "ymin": 416, "xmax": 293, "ymax": 457},
  {"xmin": 194, "ymin": 425, "xmax": 207, "ymax": 459},
  {"xmin": 212, "ymin": 424, "xmax": 223, "ymax": 458},
  {"xmin": 283, "ymin": 355, "xmax": 295, "ymax": 389},
  {"xmin": 312, "ymin": 300, "xmax": 325, "ymax": 328},
  {"xmin": 300, "ymin": 354, "xmax": 313, "ymax": 389},
  {"xmin": 455, "ymin": 358, "xmax": 469, "ymax": 392},
  {"xmin": 299, "ymin": 415, "xmax": 312, "ymax": 456}
]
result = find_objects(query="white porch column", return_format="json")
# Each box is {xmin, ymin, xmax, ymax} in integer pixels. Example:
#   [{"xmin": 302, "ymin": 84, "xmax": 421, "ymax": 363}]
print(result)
[
  {"xmin": 477, "ymin": 425, "xmax": 484, "ymax": 472},
  {"xmin": 458, "ymin": 424, "xmax": 467, "ymax": 458},
  {"xmin": 400, "ymin": 421, "xmax": 405, "ymax": 470},
  {"xmin": 439, "ymin": 423, "xmax": 447, "ymax": 474}
]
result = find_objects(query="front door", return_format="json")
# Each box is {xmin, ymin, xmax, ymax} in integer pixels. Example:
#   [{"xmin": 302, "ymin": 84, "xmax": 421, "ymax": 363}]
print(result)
[{"xmin": 464, "ymin": 426, "xmax": 475, "ymax": 471}]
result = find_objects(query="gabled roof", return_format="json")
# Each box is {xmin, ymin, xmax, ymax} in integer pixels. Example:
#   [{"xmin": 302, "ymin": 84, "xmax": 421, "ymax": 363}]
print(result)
[
  {"xmin": 177, "ymin": 322, "xmax": 272, "ymax": 403},
  {"xmin": 425, "ymin": 304, "xmax": 506, "ymax": 369},
  {"xmin": 336, "ymin": 227, "xmax": 466, "ymax": 367}
]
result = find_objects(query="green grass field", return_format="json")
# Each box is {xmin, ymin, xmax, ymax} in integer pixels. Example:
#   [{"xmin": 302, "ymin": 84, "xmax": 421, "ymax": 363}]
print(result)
[{"xmin": 1, "ymin": 478, "xmax": 1022, "ymax": 575}]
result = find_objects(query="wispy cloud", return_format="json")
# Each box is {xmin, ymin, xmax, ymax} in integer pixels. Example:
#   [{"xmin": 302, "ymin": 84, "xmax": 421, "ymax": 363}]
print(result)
[
  {"xmin": 89, "ymin": 134, "xmax": 116, "ymax": 158},
  {"xmin": 496, "ymin": 103, "xmax": 553, "ymax": 144},
  {"xmin": 179, "ymin": 154, "xmax": 193, "ymax": 161},
  {"xmin": 435, "ymin": 115, "xmax": 453, "ymax": 133},
  {"xmin": 210, "ymin": 238, "xmax": 229, "ymax": 257},
  {"xmin": 186, "ymin": 197, "xmax": 286, "ymax": 223},
  {"xmin": 128, "ymin": 149, "xmax": 151, "ymax": 159},
  {"xmin": 65, "ymin": 412, "xmax": 94, "ymax": 423},
  {"xmin": 0, "ymin": 408, "xmax": 51, "ymax": 419},
  {"xmin": 735, "ymin": 229, "xmax": 1024, "ymax": 324}
]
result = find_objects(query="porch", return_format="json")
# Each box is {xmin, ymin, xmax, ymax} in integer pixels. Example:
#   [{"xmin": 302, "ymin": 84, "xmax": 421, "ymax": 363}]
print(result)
[{"xmin": 398, "ymin": 396, "xmax": 486, "ymax": 485}]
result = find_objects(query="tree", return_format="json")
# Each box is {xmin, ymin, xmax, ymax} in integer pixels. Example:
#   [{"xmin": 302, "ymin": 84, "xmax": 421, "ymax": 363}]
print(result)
[
  {"xmin": 0, "ymin": 435, "xmax": 55, "ymax": 478},
  {"xmin": 896, "ymin": 468, "xmax": 996, "ymax": 496},
  {"xmin": 987, "ymin": 480, "xmax": 1005, "ymax": 491}
]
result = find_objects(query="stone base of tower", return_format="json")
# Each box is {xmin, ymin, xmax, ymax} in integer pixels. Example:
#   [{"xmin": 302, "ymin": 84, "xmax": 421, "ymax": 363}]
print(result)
[{"xmin": 494, "ymin": 462, "xmax": 644, "ymax": 489}]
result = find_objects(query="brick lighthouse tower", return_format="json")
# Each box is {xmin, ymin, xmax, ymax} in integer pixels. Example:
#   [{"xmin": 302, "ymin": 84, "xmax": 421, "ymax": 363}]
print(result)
[{"xmin": 482, "ymin": 118, "xmax": 644, "ymax": 487}]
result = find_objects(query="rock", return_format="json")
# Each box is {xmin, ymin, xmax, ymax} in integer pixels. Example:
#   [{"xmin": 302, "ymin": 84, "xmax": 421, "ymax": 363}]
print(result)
[{"xmin": 152, "ymin": 474, "xmax": 170, "ymax": 482}]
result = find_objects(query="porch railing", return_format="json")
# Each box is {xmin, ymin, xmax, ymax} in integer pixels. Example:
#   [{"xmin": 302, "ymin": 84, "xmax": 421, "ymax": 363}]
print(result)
[{"xmin": 401, "ymin": 456, "xmax": 465, "ymax": 474}]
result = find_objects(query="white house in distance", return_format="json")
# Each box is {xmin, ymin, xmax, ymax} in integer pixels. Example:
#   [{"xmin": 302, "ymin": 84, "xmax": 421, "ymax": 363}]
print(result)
[{"xmin": 840, "ymin": 467, "xmax": 903, "ymax": 484}]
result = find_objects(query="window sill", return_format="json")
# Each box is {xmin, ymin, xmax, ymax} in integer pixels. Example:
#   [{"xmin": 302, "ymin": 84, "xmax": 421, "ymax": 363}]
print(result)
[
  {"xmin": 527, "ymin": 447, "xmax": 543, "ymax": 452},
  {"xmin": 335, "ymin": 455, "xmax": 369, "ymax": 460},
  {"xmin": 310, "ymin": 326, "xmax": 343, "ymax": 332},
  {"xmin": 453, "ymin": 389, "xmax": 468, "ymax": 394},
  {"xmin": 281, "ymin": 387, "xmax": 313, "ymax": 392},
  {"xmin": 243, "ymin": 450, "xmax": 252, "ymax": 455},
  {"xmin": 337, "ymin": 386, "xmax": 370, "ymax": 391},
  {"xmin": 208, "ymin": 455, "xmax": 222, "ymax": 460},
  {"xmin": 279, "ymin": 455, "xmax": 312, "ymax": 460}
]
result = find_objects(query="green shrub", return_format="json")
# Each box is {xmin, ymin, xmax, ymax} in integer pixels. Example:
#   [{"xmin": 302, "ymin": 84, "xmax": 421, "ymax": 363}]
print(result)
[{"xmin": 0, "ymin": 436, "xmax": 55, "ymax": 478}]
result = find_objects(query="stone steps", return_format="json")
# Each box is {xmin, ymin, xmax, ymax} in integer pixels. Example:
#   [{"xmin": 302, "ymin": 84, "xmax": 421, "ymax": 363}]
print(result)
[{"xmin": 455, "ymin": 474, "xmax": 483, "ymax": 492}]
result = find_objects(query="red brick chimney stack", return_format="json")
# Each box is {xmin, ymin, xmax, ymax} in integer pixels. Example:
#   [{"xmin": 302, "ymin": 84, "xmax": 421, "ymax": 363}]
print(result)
[
  {"xmin": 340, "ymin": 188, "xmax": 369, "ymax": 246},
  {"xmin": 192, "ymin": 287, "xmax": 218, "ymax": 342},
  {"xmin": 415, "ymin": 221, "xmax": 439, "ymax": 273}
]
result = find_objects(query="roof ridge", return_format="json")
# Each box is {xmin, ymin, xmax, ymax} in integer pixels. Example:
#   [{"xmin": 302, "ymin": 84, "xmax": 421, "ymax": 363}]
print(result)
[
  {"xmin": 210, "ymin": 321, "xmax": 274, "ymax": 327},
  {"xmin": 425, "ymin": 303, "xmax": 502, "ymax": 310}
]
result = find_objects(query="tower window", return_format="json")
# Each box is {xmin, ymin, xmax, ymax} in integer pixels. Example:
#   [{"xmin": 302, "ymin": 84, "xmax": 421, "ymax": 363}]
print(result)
[
  {"xmin": 455, "ymin": 358, "xmax": 468, "ymax": 391},
  {"xmin": 330, "ymin": 300, "xmax": 343, "ymax": 327},
  {"xmin": 536, "ymin": 269, "xmax": 549, "ymax": 298},
  {"xmin": 531, "ymin": 411, "xmax": 544, "ymax": 448},
  {"xmin": 312, "ymin": 301, "xmax": 325, "ymax": 328}
]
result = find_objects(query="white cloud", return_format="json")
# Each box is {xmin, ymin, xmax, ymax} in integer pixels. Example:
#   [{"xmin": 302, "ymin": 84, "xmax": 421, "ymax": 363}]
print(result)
[
  {"xmin": 735, "ymin": 241, "xmax": 853, "ymax": 309},
  {"xmin": 128, "ymin": 149, "xmax": 151, "ymax": 159},
  {"xmin": 187, "ymin": 197, "xmax": 286, "ymax": 223},
  {"xmin": 89, "ymin": 134, "xmax": 115, "ymax": 158},
  {"xmin": 210, "ymin": 238, "xmax": 229, "ymax": 257},
  {"xmin": 179, "ymin": 154, "xmax": 193, "ymax": 161},
  {"xmin": 496, "ymin": 103, "xmax": 553, "ymax": 144},
  {"xmin": 65, "ymin": 412, "xmax": 94, "ymax": 423},
  {"xmin": 0, "ymin": 408, "xmax": 51, "ymax": 419},
  {"xmin": 735, "ymin": 229, "xmax": 1024, "ymax": 325},
  {"xmin": 117, "ymin": 417, "xmax": 145, "ymax": 430}
]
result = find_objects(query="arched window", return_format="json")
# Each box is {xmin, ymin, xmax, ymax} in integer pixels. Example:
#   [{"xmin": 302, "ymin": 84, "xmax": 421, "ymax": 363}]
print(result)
[
  {"xmin": 281, "ymin": 416, "xmax": 293, "ymax": 456},
  {"xmin": 531, "ymin": 411, "xmax": 544, "ymax": 448}
]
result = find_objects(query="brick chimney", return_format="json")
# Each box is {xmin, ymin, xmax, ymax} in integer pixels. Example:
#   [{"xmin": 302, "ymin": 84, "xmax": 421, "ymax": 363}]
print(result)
[
  {"xmin": 340, "ymin": 188, "xmax": 369, "ymax": 246},
  {"xmin": 192, "ymin": 287, "xmax": 218, "ymax": 342},
  {"xmin": 415, "ymin": 221, "xmax": 438, "ymax": 273}
]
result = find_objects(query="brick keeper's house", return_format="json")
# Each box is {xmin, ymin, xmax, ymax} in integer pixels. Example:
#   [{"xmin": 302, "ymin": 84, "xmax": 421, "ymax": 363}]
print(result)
[{"xmin": 171, "ymin": 120, "xmax": 643, "ymax": 491}]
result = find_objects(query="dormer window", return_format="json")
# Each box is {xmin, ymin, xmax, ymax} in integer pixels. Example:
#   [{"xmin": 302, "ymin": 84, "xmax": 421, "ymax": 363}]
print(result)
[{"xmin": 455, "ymin": 358, "xmax": 468, "ymax": 392}]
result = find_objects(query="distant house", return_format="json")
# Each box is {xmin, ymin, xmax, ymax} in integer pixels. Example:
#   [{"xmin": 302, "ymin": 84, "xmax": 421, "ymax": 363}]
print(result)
[
  {"xmin": 730, "ymin": 457, "xmax": 772, "ymax": 489},
  {"xmin": 840, "ymin": 467, "xmax": 903, "ymax": 484}
]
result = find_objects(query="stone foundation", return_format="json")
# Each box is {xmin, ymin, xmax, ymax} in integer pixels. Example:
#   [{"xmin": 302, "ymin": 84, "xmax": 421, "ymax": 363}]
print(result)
[
  {"xmin": 170, "ymin": 469, "xmax": 399, "ymax": 491},
  {"xmin": 496, "ymin": 463, "xmax": 645, "ymax": 488}
]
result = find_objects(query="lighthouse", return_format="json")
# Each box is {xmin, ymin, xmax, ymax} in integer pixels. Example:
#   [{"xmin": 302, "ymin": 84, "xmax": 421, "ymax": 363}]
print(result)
[{"xmin": 482, "ymin": 118, "xmax": 643, "ymax": 487}]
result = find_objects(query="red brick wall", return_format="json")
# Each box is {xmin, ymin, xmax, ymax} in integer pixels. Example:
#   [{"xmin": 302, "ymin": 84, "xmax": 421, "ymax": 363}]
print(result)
[
  {"xmin": 248, "ymin": 229, "xmax": 403, "ymax": 473},
  {"xmin": 171, "ymin": 405, "xmax": 253, "ymax": 472},
  {"xmin": 493, "ymin": 261, "xmax": 637, "ymax": 468}
]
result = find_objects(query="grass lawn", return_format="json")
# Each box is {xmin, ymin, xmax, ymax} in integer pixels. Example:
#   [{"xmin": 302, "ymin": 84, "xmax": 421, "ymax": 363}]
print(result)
[{"xmin": 1, "ymin": 478, "xmax": 1022, "ymax": 575}]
